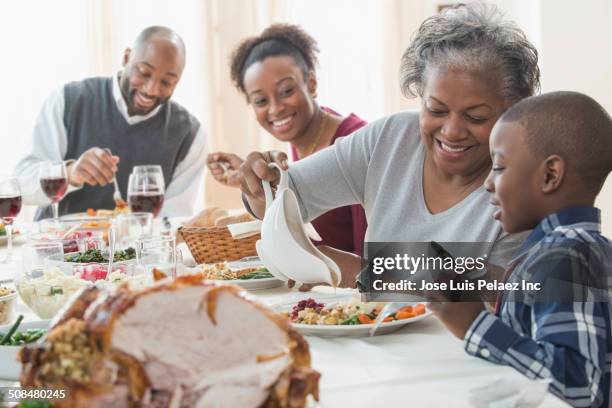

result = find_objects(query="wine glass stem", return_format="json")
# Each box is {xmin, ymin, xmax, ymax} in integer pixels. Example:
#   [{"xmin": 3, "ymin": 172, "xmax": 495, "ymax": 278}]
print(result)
[
  {"xmin": 52, "ymin": 202, "xmax": 59, "ymax": 226},
  {"xmin": 5, "ymin": 221, "xmax": 12, "ymax": 263}
]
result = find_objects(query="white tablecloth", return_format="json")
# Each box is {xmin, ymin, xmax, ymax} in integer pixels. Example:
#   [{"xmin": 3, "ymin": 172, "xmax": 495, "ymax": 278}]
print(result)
[{"xmin": 0, "ymin": 226, "xmax": 570, "ymax": 408}]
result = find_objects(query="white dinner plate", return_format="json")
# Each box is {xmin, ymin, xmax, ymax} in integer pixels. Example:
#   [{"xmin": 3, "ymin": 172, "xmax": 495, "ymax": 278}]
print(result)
[
  {"xmin": 190, "ymin": 259, "xmax": 285, "ymax": 291},
  {"xmin": 0, "ymin": 319, "xmax": 50, "ymax": 380},
  {"xmin": 291, "ymin": 311, "xmax": 432, "ymax": 337},
  {"xmin": 223, "ymin": 277, "xmax": 284, "ymax": 291},
  {"xmin": 275, "ymin": 298, "xmax": 432, "ymax": 337}
]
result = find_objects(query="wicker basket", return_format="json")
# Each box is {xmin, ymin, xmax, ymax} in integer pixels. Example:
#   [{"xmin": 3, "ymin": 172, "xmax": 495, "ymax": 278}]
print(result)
[{"xmin": 178, "ymin": 226, "xmax": 259, "ymax": 264}]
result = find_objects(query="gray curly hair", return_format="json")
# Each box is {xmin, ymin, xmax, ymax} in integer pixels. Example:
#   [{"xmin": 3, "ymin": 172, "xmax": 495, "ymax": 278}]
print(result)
[{"xmin": 400, "ymin": 3, "xmax": 540, "ymax": 105}]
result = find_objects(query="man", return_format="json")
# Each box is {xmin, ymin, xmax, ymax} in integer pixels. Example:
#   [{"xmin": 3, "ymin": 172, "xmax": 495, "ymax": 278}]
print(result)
[{"xmin": 15, "ymin": 26, "xmax": 206, "ymax": 219}]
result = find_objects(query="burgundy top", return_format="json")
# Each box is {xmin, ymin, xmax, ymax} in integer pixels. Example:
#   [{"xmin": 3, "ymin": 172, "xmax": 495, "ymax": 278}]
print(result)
[{"xmin": 290, "ymin": 108, "xmax": 368, "ymax": 256}]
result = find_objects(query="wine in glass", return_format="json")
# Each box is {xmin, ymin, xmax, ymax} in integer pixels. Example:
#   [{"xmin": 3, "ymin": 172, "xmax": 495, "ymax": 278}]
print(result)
[
  {"xmin": 39, "ymin": 161, "xmax": 68, "ymax": 223},
  {"xmin": 0, "ymin": 176, "xmax": 22, "ymax": 263},
  {"xmin": 128, "ymin": 166, "xmax": 165, "ymax": 217}
]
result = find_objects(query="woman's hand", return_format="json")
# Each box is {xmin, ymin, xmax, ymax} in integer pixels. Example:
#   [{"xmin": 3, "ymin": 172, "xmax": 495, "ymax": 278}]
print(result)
[
  {"xmin": 206, "ymin": 152, "xmax": 244, "ymax": 188},
  {"xmin": 239, "ymin": 150, "xmax": 289, "ymax": 218}
]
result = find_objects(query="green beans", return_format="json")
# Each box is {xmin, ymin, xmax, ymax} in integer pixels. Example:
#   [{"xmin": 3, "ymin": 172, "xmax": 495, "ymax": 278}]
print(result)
[
  {"xmin": 237, "ymin": 268, "xmax": 273, "ymax": 280},
  {"xmin": 0, "ymin": 315, "xmax": 46, "ymax": 346},
  {"xmin": 0, "ymin": 314, "xmax": 23, "ymax": 345}
]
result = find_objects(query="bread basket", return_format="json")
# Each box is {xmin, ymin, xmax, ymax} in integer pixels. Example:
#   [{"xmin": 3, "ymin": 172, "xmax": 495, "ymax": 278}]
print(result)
[{"xmin": 178, "ymin": 226, "xmax": 259, "ymax": 264}]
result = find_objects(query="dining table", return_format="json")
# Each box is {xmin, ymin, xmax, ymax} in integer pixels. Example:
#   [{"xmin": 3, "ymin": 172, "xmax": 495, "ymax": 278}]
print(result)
[{"xmin": 0, "ymin": 220, "xmax": 570, "ymax": 408}]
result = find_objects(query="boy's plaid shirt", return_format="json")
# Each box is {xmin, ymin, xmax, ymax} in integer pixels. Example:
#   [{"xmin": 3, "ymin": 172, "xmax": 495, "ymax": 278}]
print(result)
[{"xmin": 464, "ymin": 206, "xmax": 612, "ymax": 408}]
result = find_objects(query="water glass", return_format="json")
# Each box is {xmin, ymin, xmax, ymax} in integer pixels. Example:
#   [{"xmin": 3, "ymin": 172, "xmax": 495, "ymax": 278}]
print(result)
[
  {"xmin": 115, "ymin": 212, "xmax": 153, "ymax": 248},
  {"xmin": 136, "ymin": 236, "xmax": 177, "ymax": 280}
]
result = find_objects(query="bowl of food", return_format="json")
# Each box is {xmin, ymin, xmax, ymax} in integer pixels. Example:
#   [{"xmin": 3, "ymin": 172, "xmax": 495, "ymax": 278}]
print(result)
[
  {"xmin": 15, "ymin": 265, "xmax": 149, "ymax": 320},
  {"xmin": 45, "ymin": 247, "xmax": 137, "ymax": 279},
  {"xmin": 29, "ymin": 230, "xmax": 105, "ymax": 254},
  {"xmin": 0, "ymin": 315, "xmax": 49, "ymax": 379},
  {"xmin": 0, "ymin": 287, "xmax": 18, "ymax": 325}
]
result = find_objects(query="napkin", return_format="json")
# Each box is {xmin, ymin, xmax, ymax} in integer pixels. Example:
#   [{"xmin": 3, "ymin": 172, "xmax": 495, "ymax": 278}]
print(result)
[
  {"xmin": 227, "ymin": 220, "xmax": 262, "ymax": 239},
  {"xmin": 469, "ymin": 377, "xmax": 552, "ymax": 408},
  {"xmin": 227, "ymin": 220, "xmax": 322, "ymax": 241}
]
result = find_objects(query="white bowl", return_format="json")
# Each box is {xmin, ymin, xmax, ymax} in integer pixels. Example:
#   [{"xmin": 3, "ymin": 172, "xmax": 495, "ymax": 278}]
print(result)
[
  {"xmin": 0, "ymin": 319, "xmax": 50, "ymax": 380},
  {"xmin": 45, "ymin": 252, "xmax": 137, "ymax": 278}
]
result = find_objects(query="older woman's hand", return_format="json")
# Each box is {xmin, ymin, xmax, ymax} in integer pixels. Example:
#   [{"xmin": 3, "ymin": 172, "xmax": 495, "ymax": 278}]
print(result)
[{"xmin": 239, "ymin": 150, "xmax": 289, "ymax": 218}]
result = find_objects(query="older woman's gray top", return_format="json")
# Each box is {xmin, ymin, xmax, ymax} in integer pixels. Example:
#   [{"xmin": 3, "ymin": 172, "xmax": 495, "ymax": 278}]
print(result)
[{"xmin": 287, "ymin": 111, "xmax": 525, "ymax": 267}]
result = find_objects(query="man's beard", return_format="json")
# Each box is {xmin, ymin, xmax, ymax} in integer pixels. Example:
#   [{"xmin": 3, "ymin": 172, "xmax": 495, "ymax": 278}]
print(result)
[{"xmin": 119, "ymin": 75, "xmax": 165, "ymax": 115}]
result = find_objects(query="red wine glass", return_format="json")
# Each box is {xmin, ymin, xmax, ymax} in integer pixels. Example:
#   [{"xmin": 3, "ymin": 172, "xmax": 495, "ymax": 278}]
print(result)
[
  {"xmin": 39, "ymin": 161, "xmax": 68, "ymax": 224},
  {"xmin": 127, "ymin": 166, "xmax": 165, "ymax": 218},
  {"xmin": 0, "ymin": 176, "xmax": 22, "ymax": 263}
]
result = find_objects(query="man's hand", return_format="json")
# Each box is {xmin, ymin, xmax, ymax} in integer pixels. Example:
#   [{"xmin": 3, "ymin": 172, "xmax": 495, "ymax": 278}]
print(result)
[
  {"xmin": 67, "ymin": 147, "xmax": 119, "ymax": 187},
  {"xmin": 427, "ymin": 300, "xmax": 485, "ymax": 339},
  {"xmin": 206, "ymin": 152, "xmax": 244, "ymax": 188}
]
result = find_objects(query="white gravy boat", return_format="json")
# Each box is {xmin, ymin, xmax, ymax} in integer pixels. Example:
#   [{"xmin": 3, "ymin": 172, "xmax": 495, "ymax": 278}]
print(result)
[{"xmin": 256, "ymin": 163, "xmax": 341, "ymax": 286}]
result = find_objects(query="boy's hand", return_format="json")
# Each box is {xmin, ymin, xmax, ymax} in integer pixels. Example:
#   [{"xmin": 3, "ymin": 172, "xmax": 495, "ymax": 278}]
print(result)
[{"xmin": 428, "ymin": 300, "xmax": 485, "ymax": 339}]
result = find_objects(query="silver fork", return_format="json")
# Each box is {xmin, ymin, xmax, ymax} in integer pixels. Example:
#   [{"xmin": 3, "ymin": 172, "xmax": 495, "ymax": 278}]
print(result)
[{"xmin": 103, "ymin": 148, "xmax": 124, "ymax": 204}]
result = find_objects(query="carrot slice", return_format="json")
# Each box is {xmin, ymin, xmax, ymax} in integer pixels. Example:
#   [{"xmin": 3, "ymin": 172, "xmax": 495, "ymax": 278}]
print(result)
[
  {"xmin": 358, "ymin": 314, "xmax": 373, "ymax": 324},
  {"xmin": 414, "ymin": 304, "xmax": 426, "ymax": 315},
  {"xmin": 397, "ymin": 305, "xmax": 413, "ymax": 314},
  {"xmin": 383, "ymin": 316, "xmax": 394, "ymax": 322},
  {"xmin": 395, "ymin": 311, "xmax": 416, "ymax": 320}
]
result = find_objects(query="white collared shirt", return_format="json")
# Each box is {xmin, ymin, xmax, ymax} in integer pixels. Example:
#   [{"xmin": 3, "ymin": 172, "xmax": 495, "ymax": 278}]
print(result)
[{"xmin": 14, "ymin": 75, "xmax": 207, "ymax": 217}]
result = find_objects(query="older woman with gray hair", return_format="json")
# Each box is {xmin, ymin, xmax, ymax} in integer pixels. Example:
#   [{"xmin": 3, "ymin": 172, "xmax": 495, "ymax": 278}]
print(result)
[{"xmin": 239, "ymin": 3, "xmax": 540, "ymax": 284}]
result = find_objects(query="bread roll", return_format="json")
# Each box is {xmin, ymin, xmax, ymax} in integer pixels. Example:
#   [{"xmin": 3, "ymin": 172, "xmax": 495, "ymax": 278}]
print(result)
[{"xmin": 213, "ymin": 212, "xmax": 254, "ymax": 227}]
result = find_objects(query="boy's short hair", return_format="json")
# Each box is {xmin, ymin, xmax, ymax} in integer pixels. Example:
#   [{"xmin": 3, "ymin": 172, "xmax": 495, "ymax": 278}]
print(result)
[{"xmin": 500, "ymin": 91, "xmax": 612, "ymax": 194}]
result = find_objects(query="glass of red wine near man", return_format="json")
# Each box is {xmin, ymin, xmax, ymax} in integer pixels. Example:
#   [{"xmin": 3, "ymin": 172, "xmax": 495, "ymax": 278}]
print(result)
[
  {"xmin": 0, "ymin": 176, "xmax": 22, "ymax": 263},
  {"xmin": 128, "ymin": 165, "xmax": 165, "ymax": 218},
  {"xmin": 39, "ymin": 161, "xmax": 68, "ymax": 226}
]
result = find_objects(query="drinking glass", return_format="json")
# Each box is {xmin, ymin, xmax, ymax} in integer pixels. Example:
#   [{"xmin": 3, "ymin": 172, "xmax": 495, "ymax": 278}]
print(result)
[
  {"xmin": 128, "ymin": 166, "xmax": 165, "ymax": 217},
  {"xmin": 136, "ymin": 236, "xmax": 177, "ymax": 280},
  {"xmin": 39, "ymin": 161, "xmax": 68, "ymax": 223},
  {"xmin": 0, "ymin": 176, "xmax": 22, "ymax": 264},
  {"xmin": 115, "ymin": 212, "xmax": 153, "ymax": 248}
]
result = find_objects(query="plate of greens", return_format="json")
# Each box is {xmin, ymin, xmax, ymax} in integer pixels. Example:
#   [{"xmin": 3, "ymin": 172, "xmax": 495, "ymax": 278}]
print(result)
[
  {"xmin": 197, "ymin": 260, "xmax": 284, "ymax": 291},
  {"xmin": 0, "ymin": 315, "xmax": 50, "ymax": 380}
]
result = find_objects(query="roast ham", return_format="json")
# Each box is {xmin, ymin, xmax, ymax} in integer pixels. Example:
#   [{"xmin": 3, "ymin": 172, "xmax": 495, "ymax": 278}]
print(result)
[{"xmin": 20, "ymin": 275, "xmax": 320, "ymax": 407}]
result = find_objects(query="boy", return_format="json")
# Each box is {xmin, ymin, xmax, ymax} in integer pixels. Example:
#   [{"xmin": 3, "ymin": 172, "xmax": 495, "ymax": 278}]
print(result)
[{"xmin": 431, "ymin": 91, "xmax": 612, "ymax": 408}]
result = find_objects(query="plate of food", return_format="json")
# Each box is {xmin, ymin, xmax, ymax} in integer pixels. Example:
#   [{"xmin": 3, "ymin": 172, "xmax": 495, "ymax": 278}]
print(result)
[
  {"xmin": 279, "ymin": 298, "xmax": 431, "ymax": 337},
  {"xmin": 195, "ymin": 261, "xmax": 284, "ymax": 290},
  {"xmin": 0, "ymin": 315, "xmax": 50, "ymax": 380}
]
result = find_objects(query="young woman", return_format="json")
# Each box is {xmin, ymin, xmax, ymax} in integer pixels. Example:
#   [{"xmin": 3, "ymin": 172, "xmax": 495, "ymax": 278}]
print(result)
[{"xmin": 207, "ymin": 24, "xmax": 367, "ymax": 255}]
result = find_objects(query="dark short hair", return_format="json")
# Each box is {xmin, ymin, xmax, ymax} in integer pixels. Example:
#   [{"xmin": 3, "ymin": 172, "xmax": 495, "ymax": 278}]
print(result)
[
  {"xmin": 400, "ymin": 3, "xmax": 540, "ymax": 105},
  {"xmin": 229, "ymin": 24, "xmax": 319, "ymax": 94},
  {"xmin": 501, "ymin": 91, "xmax": 612, "ymax": 194}
]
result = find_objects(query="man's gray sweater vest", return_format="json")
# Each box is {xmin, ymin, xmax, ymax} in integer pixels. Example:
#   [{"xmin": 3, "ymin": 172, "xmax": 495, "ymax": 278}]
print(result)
[{"xmin": 35, "ymin": 77, "xmax": 199, "ymax": 220}]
